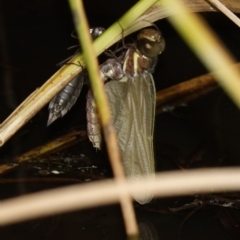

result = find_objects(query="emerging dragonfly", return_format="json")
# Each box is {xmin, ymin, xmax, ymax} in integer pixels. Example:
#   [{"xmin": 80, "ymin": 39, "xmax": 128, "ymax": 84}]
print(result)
[
  {"xmin": 47, "ymin": 27, "xmax": 105, "ymax": 126},
  {"xmin": 87, "ymin": 28, "xmax": 165, "ymax": 204}
]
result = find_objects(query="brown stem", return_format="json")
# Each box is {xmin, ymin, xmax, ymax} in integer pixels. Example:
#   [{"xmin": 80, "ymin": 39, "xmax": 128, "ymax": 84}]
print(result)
[{"xmin": 156, "ymin": 62, "xmax": 240, "ymax": 114}]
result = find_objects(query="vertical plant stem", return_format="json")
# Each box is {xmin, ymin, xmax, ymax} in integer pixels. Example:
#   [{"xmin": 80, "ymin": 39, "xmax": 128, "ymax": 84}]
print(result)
[{"xmin": 67, "ymin": 0, "xmax": 139, "ymax": 238}]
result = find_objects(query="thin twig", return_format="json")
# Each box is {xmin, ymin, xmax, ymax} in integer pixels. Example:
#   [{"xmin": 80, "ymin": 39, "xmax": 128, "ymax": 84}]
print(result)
[
  {"xmin": 208, "ymin": 0, "xmax": 240, "ymax": 27},
  {"xmin": 1, "ymin": 167, "xmax": 240, "ymax": 226}
]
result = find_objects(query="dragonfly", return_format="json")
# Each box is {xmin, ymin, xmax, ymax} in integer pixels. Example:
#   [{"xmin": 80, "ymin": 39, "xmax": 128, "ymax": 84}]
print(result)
[
  {"xmin": 87, "ymin": 28, "xmax": 165, "ymax": 204},
  {"xmin": 47, "ymin": 27, "xmax": 105, "ymax": 126}
]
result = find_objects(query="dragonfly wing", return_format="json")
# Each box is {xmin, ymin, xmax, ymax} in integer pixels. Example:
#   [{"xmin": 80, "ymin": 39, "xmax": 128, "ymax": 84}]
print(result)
[{"xmin": 105, "ymin": 74, "xmax": 156, "ymax": 204}]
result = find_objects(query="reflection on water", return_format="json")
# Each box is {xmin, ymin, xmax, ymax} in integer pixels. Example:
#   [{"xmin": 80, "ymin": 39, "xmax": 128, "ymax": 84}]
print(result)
[{"xmin": 138, "ymin": 221, "xmax": 158, "ymax": 240}]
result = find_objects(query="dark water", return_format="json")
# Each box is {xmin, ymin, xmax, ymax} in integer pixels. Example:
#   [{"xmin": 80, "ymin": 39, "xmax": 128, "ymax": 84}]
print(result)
[{"xmin": 1, "ymin": 0, "xmax": 240, "ymax": 239}]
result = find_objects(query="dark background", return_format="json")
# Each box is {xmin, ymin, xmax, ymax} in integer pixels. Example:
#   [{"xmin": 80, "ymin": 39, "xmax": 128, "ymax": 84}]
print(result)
[{"xmin": 1, "ymin": 0, "xmax": 240, "ymax": 239}]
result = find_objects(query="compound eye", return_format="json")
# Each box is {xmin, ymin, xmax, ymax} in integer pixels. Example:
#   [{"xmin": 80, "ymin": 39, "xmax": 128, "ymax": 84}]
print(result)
[{"xmin": 137, "ymin": 28, "xmax": 165, "ymax": 58}]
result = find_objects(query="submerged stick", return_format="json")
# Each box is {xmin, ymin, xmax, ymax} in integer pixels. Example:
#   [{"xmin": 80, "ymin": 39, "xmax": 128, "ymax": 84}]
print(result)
[{"xmin": 0, "ymin": 129, "xmax": 87, "ymax": 175}]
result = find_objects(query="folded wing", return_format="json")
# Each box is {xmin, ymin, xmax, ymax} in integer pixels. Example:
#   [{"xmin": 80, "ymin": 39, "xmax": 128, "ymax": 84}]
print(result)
[{"xmin": 105, "ymin": 74, "xmax": 156, "ymax": 204}]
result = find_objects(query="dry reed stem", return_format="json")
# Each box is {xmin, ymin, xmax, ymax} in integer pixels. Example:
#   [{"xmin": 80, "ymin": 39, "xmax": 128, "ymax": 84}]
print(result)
[
  {"xmin": 1, "ymin": 167, "xmax": 240, "ymax": 226},
  {"xmin": 0, "ymin": 1, "xmax": 240, "ymax": 147},
  {"xmin": 156, "ymin": 72, "xmax": 218, "ymax": 114},
  {"xmin": 156, "ymin": 62, "xmax": 240, "ymax": 111}
]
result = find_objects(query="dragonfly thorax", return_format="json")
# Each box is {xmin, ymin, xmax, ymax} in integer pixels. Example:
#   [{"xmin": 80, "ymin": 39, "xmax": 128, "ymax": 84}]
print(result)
[
  {"xmin": 123, "ymin": 46, "xmax": 157, "ymax": 77},
  {"xmin": 122, "ymin": 28, "xmax": 165, "ymax": 77}
]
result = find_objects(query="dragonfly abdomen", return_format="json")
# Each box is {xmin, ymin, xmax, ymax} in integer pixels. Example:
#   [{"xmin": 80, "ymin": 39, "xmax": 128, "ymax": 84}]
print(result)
[
  {"xmin": 86, "ymin": 59, "xmax": 124, "ymax": 149},
  {"xmin": 47, "ymin": 27, "xmax": 105, "ymax": 126},
  {"xmin": 86, "ymin": 89, "xmax": 101, "ymax": 149},
  {"xmin": 47, "ymin": 74, "xmax": 84, "ymax": 126}
]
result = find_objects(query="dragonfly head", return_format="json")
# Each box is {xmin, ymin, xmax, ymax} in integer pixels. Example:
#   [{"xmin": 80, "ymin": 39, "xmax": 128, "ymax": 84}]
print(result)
[{"xmin": 137, "ymin": 28, "xmax": 165, "ymax": 58}]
